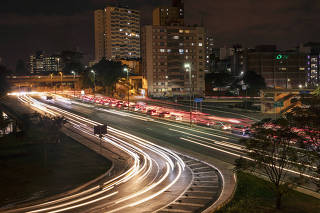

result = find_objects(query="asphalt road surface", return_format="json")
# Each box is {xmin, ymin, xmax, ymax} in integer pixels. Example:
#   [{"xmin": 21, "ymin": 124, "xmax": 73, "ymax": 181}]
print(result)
[{"xmin": 1, "ymin": 96, "xmax": 223, "ymax": 213}]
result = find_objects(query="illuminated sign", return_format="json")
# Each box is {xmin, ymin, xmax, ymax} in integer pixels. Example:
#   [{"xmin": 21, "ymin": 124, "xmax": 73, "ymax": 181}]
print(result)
[{"xmin": 276, "ymin": 54, "xmax": 289, "ymax": 60}]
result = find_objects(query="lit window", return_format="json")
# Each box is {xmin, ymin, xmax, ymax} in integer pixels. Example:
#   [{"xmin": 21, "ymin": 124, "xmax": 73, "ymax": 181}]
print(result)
[
  {"xmin": 179, "ymin": 49, "xmax": 184, "ymax": 54},
  {"xmin": 185, "ymin": 30, "xmax": 190, "ymax": 34},
  {"xmin": 160, "ymin": 49, "xmax": 165, "ymax": 53},
  {"xmin": 179, "ymin": 29, "xmax": 184, "ymax": 33},
  {"xmin": 173, "ymin": 36, "xmax": 179, "ymax": 39},
  {"xmin": 199, "ymin": 43, "xmax": 203, "ymax": 47}
]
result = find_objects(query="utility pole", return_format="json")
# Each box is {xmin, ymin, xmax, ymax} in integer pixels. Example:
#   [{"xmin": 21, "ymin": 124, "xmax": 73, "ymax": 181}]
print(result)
[
  {"xmin": 185, "ymin": 63, "xmax": 192, "ymax": 127},
  {"xmin": 71, "ymin": 71, "xmax": 76, "ymax": 97},
  {"xmin": 124, "ymin": 67, "xmax": 130, "ymax": 110},
  {"xmin": 91, "ymin": 70, "xmax": 96, "ymax": 98}
]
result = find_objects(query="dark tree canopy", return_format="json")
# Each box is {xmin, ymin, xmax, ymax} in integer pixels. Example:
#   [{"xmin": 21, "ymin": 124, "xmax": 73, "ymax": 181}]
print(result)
[
  {"xmin": 92, "ymin": 58, "xmax": 125, "ymax": 88},
  {"xmin": 242, "ymin": 70, "xmax": 266, "ymax": 95},
  {"xmin": 60, "ymin": 50, "xmax": 84, "ymax": 74},
  {"xmin": 15, "ymin": 59, "xmax": 27, "ymax": 76},
  {"xmin": 80, "ymin": 58, "xmax": 125, "ymax": 95},
  {"xmin": 0, "ymin": 65, "xmax": 9, "ymax": 97},
  {"xmin": 205, "ymin": 72, "xmax": 233, "ymax": 89}
]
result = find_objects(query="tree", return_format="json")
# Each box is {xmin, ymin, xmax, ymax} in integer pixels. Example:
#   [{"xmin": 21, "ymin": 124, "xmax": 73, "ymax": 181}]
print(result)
[
  {"xmin": 205, "ymin": 72, "xmax": 233, "ymax": 93},
  {"xmin": 92, "ymin": 58, "xmax": 125, "ymax": 95},
  {"xmin": 80, "ymin": 69, "xmax": 94, "ymax": 89},
  {"xmin": 286, "ymin": 91, "xmax": 320, "ymax": 190},
  {"xmin": 15, "ymin": 59, "xmax": 27, "ymax": 76},
  {"xmin": 0, "ymin": 65, "xmax": 9, "ymax": 97},
  {"xmin": 236, "ymin": 118, "xmax": 308, "ymax": 209},
  {"xmin": 242, "ymin": 70, "xmax": 266, "ymax": 96},
  {"xmin": 60, "ymin": 50, "xmax": 84, "ymax": 74}
]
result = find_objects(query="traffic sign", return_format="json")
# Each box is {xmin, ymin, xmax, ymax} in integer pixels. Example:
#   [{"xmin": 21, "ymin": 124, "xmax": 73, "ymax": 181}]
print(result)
[
  {"xmin": 194, "ymin": 98, "xmax": 203, "ymax": 103},
  {"xmin": 299, "ymin": 90, "xmax": 310, "ymax": 94},
  {"xmin": 94, "ymin": 124, "xmax": 107, "ymax": 135}
]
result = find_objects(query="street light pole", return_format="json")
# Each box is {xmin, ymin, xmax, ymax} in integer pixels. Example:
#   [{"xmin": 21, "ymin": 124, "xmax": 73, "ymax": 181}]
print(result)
[
  {"xmin": 185, "ymin": 63, "xmax": 192, "ymax": 127},
  {"xmin": 91, "ymin": 70, "xmax": 96, "ymax": 98},
  {"xmin": 124, "ymin": 67, "xmax": 129, "ymax": 110},
  {"xmin": 59, "ymin": 72, "xmax": 63, "ymax": 92},
  {"xmin": 165, "ymin": 75, "xmax": 168, "ymax": 97},
  {"xmin": 71, "ymin": 71, "xmax": 76, "ymax": 97},
  {"xmin": 50, "ymin": 73, "xmax": 53, "ymax": 93}
]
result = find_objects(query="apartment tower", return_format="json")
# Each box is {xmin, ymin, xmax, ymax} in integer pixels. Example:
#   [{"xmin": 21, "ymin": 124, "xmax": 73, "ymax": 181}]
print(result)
[
  {"xmin": 142, "ymin": 0, "xmax": 206, "ymax": 97},
  {"xmin": 94, "ymin": 6, "xmax": 140, "ymax": 62}
]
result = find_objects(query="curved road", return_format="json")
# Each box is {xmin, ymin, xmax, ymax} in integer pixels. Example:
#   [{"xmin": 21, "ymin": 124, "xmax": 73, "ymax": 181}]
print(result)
[{"xmin": 0, "ymin": 95, "xmax": 223, "ymax": 213}]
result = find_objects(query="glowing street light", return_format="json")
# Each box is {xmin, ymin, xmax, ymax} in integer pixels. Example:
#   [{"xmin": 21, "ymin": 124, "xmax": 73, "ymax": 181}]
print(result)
[
  {"xmin": 91, "ymin": 70, "xmax": 96, "ymax": 98},
  {"xmin": 71, "ymin": 71, "xmax": 76, "ymax": 97},
  {"xmin": 165, "ymin": 75, "xmax": 168, "ymax": 95},
  {"xmin": 59, "ymin": 72, "xmax": 63, "ymax": 91},
  {"xmin": 124, "ymin": 67, "xmax": 130, "ymax": 110},
  {"xmin": 184, "ymin": 63, "xmax": 192, "ymax": 127},
  {"xmin": 57, "ymin": 58, "xmax": 60, "ymax": 72},
  {"xmin": 50, "ymin": 73, "xmax": 54, "ymax": 93}
]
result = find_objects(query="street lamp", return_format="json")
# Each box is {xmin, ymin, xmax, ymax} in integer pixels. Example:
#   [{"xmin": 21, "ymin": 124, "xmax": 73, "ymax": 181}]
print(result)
[
  {"xmin": 124, "ymin": 67, "xmax": 130, "ymax": 110},
  {"xmin": 50, "ymin": 73, "xmax": 54, "ymax": 93},
  {"xmin": 71, "ymin": 71, "xmax": 76, "ymax": 97},
  {"xmin": 91, "ymin": 70, "xmax": 96, "ymax": 98},
  {"xmin": 57, "ymin": 58, "xmax": 60, "ymax": 72},
  {"xmin": 59, "ymin": 72, "xmax": 63, "ymax": 92},
  {"xmin": 165, "ymin": 75, "xmax": 168, "ymax": 97},
  {"xmin": 184, "ymin": 63, "xmax": 192, "ymax": 127}
]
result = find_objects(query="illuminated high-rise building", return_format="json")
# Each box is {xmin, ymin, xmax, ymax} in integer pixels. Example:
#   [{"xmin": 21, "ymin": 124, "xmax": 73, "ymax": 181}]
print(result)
[
  {"xmin": 94, "ymin": 6, "xmax": 141, "ymax": 62},
  {"xmin": 152, "ymin": 0, "xmax": 184, "ymax": 26}
]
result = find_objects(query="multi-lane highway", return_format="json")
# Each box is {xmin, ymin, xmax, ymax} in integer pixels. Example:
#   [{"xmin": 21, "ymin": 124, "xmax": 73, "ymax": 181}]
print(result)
[
  {"xmin": 44, "ymin": 94, "xmax": 319, "ymax": 183},
  {"xmin": 1, "ymin": 95, "xmax": 224, "ymax": 213},
  {"xmin": 3, "ymin": 93, "xmax": 317, "ymax": 213}
]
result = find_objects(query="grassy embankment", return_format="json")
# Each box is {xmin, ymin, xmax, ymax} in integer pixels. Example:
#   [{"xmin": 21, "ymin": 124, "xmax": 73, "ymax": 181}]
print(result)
[
  {"xmin": 218, "ymin": 172, "xmax": 320, "ymax": 213},
  {"xmin": 0, "ymin": 117, "xmax": 111, "ymax": 207}
]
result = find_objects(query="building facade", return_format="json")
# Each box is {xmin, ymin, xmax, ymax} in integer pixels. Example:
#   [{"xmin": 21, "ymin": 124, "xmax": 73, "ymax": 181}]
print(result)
[
  {"xmin": 299, "ymin": 42, "xmax": 320, "ymax": 87},
  {"xmin": 244, "ymin": 48, "xmax": 307, "ymax": 89},
  {"xmin": 29, "ymin": 51, "xmax": 61, "ymax": 74},
  {"xmin": 94, "ymin": 10, "xmax": 105, "ymax": 62},
  {"xmin": 94, "ymin": 6, "xmax": 141, "ymax": 62},
  {"xmin": 142, "ymin": 25, "xmax": 206, "ymax": 97},
  {"xmin": 152, "ymin": 0, "xmax": 184, "ymax": 26},
  {"xmin": 205, "ymin": 33, "xmax": 214, "ymax": 73}
]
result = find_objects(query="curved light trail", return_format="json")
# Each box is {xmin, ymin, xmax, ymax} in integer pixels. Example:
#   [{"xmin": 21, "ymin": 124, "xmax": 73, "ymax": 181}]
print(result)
[{"xmin": 3, "ymin": 95, "xmax": 192, "ymax": 213}]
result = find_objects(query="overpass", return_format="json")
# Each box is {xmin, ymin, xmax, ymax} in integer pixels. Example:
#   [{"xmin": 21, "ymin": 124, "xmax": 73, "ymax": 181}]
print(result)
[{"xmin": 7, "ymin": 75, "xmax": 81, "ymax": 92}]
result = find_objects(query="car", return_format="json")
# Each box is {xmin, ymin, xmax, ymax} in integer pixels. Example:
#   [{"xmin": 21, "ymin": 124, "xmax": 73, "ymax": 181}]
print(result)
[
  {"xmin": 205, "ymin": 120, "xmax": 216, "ymax": 127},
  {"xmin": 231, "ymin": 125, "xmax": 250, "ymax": 136},
  {"xmin": 213, "ymin": 122, "xmax": 231, "ymax": 130},
  {"xmin": 110, "ymin": 101, "xmax": 118, "ymax": 107},
  {"xmin": 159, "ymin": 111, "xmax": 171, "ymax": 118},
  {"xmin": 170, "ymin": 114, "xmax": 182, "ymax": 121},
  {"xmin": 146, "ymin": 109, "xmax": 157, "ymax": 116}
]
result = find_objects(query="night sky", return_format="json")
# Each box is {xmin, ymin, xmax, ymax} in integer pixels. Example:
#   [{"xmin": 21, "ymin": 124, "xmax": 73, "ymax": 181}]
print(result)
[{"xmin": 1, "ymin": 0, "xmax": 320, "ymax": 69}]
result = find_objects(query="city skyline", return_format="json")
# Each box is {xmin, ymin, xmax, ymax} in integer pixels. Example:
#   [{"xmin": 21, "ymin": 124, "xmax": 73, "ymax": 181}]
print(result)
[{"xmin": 1, "ymin": 0, "xmax": 320, "ymax": 69}]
